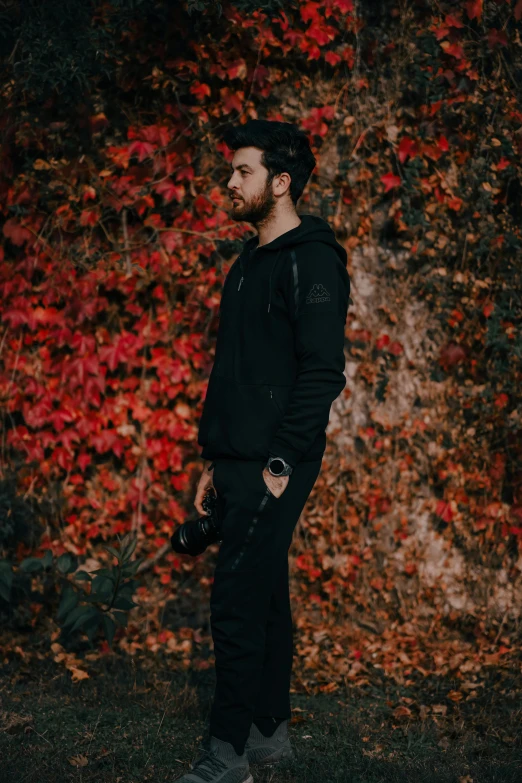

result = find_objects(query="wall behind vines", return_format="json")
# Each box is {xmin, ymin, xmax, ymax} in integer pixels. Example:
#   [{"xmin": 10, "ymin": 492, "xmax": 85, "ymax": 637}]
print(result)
[{"xmin": 1, "ymin": 0, "xmax": 521, "ymax": 690}]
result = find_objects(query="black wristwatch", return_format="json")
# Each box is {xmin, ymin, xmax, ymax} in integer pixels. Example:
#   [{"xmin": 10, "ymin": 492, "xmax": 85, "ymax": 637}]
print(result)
[{"xmin": 266, "ymin": 455, "xmax": 293, "ymax": 477}]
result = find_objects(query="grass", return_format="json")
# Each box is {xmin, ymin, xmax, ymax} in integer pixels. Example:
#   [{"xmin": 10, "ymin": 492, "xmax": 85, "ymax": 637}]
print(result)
[{"xmin": 1, "ymin": 650, "xmax": 521, "ymax": 783}]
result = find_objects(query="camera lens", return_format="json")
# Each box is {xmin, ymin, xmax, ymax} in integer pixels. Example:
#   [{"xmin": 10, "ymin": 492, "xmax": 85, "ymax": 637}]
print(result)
[{"xmin": 171, "ymin": 489, "xmax": 221, "ymax": 556}]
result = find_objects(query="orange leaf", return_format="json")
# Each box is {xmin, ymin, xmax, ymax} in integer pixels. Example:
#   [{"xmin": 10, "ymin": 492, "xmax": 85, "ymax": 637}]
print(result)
[
  {"xmin": 68, "ymin": 667, "xmax": 89, "ymax": 683},
  {"xmin": 440, "ymin": 41, "xmax": 465, "ymax": 59},
  {"xmin": 447, "ymin": 690, "xmax": 463, "ymax": 702}
]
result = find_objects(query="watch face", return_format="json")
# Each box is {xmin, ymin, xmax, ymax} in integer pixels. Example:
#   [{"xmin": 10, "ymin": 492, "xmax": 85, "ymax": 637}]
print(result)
[{"xmin": 270, "ymin": 458, "xmax": 285, "ymax": 475}]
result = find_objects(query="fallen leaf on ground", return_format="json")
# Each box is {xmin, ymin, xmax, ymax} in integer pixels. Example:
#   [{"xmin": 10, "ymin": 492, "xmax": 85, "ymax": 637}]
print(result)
[{"xmin": 68, "ymin": 754, "xmax": 88, "ymax": 767}]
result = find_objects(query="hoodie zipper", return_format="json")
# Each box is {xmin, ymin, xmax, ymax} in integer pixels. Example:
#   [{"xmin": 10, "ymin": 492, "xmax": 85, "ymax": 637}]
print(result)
[
  {"xmin": 237, "ymin": 253, "xmax": 244, "ymax": 290},
  {"xmin": 237, "ymin": 245, "xmax": 257, "ymax": 290},
  {"xmin": 269, "ymin": 387, "xmax": 282, "ymax": 415}
]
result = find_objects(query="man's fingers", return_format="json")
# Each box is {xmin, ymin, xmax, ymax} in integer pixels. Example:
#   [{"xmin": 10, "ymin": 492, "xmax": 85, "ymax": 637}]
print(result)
[{"xmin": 194, "ymin": 483, "xmax": 212, "ymax": 516}]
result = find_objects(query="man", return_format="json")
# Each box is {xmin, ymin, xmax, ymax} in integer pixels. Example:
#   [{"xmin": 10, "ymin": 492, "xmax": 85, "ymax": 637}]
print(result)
[{"xmin": 178, "ymin": 119, "xmax": 350, "ymax": 783}]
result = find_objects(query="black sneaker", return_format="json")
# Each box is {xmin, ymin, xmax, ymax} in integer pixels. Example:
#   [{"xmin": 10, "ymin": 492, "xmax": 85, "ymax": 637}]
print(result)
[
  {"xmin": 176, "ymin": 735, "xmax": 253, "ymax": 782},
  {"xmin": 244, "ymin": 720, "xmax": 295, "ymax": 767}
]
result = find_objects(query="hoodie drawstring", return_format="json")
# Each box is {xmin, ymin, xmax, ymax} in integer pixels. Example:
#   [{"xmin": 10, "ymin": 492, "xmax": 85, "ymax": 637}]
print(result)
[{"xmin": 267, "ymin": 249, "xmax": 283, "ymax": 313}]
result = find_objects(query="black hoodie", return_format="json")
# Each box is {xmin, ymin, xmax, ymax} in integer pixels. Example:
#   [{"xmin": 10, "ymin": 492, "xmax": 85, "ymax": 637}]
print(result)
[{"xmin": 197, "ymin": 214, "xmax": 350, "ymax": 467}]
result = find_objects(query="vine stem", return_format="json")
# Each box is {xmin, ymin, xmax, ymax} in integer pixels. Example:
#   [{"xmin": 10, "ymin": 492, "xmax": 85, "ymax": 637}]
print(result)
[{"xmin": 107, "ymin": 560, "xmax": 122, "ymax": 611}]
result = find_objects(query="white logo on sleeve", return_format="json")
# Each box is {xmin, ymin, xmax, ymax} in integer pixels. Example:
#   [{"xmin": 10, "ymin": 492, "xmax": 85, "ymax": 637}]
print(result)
[{"xmin": 305, "ymin": 283, "xmax": 331, "ymax": 303}]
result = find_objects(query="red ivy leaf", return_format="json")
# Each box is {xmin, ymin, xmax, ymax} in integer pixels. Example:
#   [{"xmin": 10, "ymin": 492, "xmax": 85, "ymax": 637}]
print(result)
[
  {"xmin": 128, "ymin": 140, "xmax": 155, "ymax": 162},
  {"xmin": 494, "ymin": 393, "xmax": 509, "ymax": 409},
  {"xmin": 3, "ymin": 218, "xmax": 32, "ymax": 246},
  {"xmin": 439, "ymin": 342, "xmax": 466, "ymax": 369},
  {"xmin": 190, "ymin": 82, "xmax": 211, "ymax": 101},
  {"xmin": 440, "ymin": 41, "xmax": 465, "ymax": 59},
  {"xmin": 300, "ymin": 1, "xmax": 322, "ymax": 24},
  {"xmin": 436, "ymin": 501, "xmax": 454, "ymax": 523},
  {"xmin": 380, "ymin": 172, "xmax": 401, "ymax": 192},
  {"xmin": 155, "ymin": 180, "xmax": 186, "ymax": 205},
  {"xmin": 79, "ymin": 208, "xmax": 100, "ymax": 227},
  {"xmin": 324, "ymin": 50, "xmax": 342, "ymax": 66},
  {"xmin": 465, "ymin": 0, "xmax": 482, "ymax": 21},
  {"xmin": 333, "ymin": 0, "xmax": 354, "ymax": 12},
  {"xmin": 398, "ymin": 137, "xmax": 418, "ymax": 164},
  {"xmin": 388, "ymin": 341, "xmax": 403, "ymax": 356},
  {"xmin": 487, "ymin": 29, "xmax": 508, "ymax": 48},
  {"xmin": 445, "ymin": 14, "xmax": 464, "ymax": 28}
]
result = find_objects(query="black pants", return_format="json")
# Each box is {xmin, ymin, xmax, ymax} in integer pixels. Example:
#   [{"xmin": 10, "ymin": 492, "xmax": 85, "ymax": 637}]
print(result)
[{"xmin": 208, "ymin": 457, "xmax": 322, "ymax": 756}]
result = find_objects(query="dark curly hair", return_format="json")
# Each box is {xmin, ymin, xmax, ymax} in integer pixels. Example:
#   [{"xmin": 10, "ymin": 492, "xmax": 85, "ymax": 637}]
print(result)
[{"xmin": 221, "ymin": 119, "xmax": 316, "ymax": 206}]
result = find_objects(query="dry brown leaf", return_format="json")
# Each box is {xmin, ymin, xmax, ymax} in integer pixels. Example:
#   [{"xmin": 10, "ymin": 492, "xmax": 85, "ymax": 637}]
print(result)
[
  {"xmin": 0, "ymin": 711, "xmax": 33, "ymax": 734},
  {"xmin": 68, "ymin": 754, "xmax": 88, "ymax": 767},
  {"xmin": 393, "ymin": 705, "xmax": 412, "ymax": 718},
  {"xmin": 68, "ymin": 667, "xmax": 90, "ymax": 682},
  {"xmin": 447, "ymin": 690, "xmax": 464, "ymax": 702}
]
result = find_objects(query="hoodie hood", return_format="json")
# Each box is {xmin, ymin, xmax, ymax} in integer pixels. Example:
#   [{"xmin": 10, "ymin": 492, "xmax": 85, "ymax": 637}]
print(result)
[
  {"xmin": 239, "ymin": 214, "xmax": 347, "ymax": 313},
  {"xmin": 243, "ymin": 214, "xmax": 347, "ymax": 265}
]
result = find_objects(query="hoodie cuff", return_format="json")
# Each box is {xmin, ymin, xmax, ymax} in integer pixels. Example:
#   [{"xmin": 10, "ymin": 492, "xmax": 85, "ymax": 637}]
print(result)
[{"xmin": 267, "ymin": 442, "xmax": 300, "ymax": 469}]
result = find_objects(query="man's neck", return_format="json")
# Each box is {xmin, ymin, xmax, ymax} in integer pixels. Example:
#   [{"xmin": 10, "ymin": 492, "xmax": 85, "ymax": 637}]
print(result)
[{"xmin": 256, "ymin": 212, "xmax": 301, "ymax": 248}]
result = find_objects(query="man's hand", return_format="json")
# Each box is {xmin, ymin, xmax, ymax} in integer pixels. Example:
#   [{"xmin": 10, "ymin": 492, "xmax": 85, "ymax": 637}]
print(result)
[
  {"xmin": 262, "ymin": 467, "xmax": 289, "ymax": 498},
  {"xmin": 195, "ymin": 461, "xmax": 215, "ymax": 515}
]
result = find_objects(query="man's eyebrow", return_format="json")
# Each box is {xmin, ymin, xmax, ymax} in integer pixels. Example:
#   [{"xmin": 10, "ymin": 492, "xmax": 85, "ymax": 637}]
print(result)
[{"xmin": 231, "ymin": 164, "xmax": 253, "ymax": 171}]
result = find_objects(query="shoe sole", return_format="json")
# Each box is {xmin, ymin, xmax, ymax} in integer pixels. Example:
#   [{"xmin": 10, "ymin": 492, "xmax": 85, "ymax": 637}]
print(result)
[{"xmin": 247, "ymin": 746, "xmax": 295, "ymax": 767}]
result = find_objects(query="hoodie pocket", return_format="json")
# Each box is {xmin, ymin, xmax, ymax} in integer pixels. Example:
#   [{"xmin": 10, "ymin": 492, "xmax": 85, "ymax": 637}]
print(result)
[
  {"xmin": 199, "ymin": 375, "xmax": 286, "ymax": 460},
  {"xmin": 268, "ymin": 387, "xmax": 283, "ymax": 416}
]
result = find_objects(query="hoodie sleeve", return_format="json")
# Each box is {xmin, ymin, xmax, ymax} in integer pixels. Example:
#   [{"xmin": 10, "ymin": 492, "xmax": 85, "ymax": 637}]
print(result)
[{"xmin": 267, "ymin": 242, "xmax": 350, "ymax": 467}]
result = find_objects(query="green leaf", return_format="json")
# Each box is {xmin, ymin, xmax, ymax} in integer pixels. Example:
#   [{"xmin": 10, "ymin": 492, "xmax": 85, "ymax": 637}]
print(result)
[
  {"xmin": 102, "ymin": 545, "xmax": 121, "ymax": 561},
  {"xmin": 90, "ymin": 575, "xmax": 114, "ymax": 601},
  {"xmin": 0, "ymin": 582, "xmax": 11, "ymax": 602},
  {"xmin": 74, "ymin": 570, "xmax": 92, "ymax": 581},
  {"xmin": 56, "ymin": 553, "xmax": 74, "ymax": 574},
  {"xmin": 101, "ymin": 615, "xmax": 116, "ymax": 647},
  {"xmin": 69, "ymin": 606, "xmax": 100, "ymax": 634},
  {"xmin": 0, "ymin": 561, "xmax": 13, "ymax": 590},
  {"xmin": 120, "ymin": 534, "xmax": 138, "ymax": 562},
  {"xmin": 91, "ymin": 567, "xmax": 115, "ymax": 579},
  {"xmin": 20, "ymin": 557, "xmax": 44, "ymax": 573},
  {"xmin": 41, "ymin": 550, "xmax": 54, "ymax": 569},
  {"xmin": 112, "ymin": 610, "xmax": 128, "ymax": 627},
  {"xmin": 112, "ymin": 596, "xmax": 137, "ymax": 611},
  {"xmin": 57, "ymin": 586, "xmax": 79, "ymax": 622},
  {"xmin": 121, "ymin": 558, "xmax": 143, "ymax": 577},
  {"xmin": 61, "ymin": 604, "xmax": 86, "ymax": 629},
  {"xmin": 84, "ymin": 614, "xmax": 101, "ymax": 644}
]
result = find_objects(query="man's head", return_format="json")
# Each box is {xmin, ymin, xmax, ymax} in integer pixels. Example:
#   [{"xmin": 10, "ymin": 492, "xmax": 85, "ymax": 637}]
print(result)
[{"xmin": 222, "ymin": 119, "xmax": 316, "ymax": 225}]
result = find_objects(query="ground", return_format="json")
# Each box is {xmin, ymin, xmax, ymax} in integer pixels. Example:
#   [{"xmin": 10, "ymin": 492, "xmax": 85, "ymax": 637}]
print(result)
[{"xmin": 1, "ymin": 651, "xmax": 520, "ymax": 783}]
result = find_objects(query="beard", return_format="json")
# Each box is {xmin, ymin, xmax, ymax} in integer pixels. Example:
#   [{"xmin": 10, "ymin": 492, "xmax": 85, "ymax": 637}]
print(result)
[{"xmin": 230, "ymin": 177, "xmax": 276, "ymax": 224}]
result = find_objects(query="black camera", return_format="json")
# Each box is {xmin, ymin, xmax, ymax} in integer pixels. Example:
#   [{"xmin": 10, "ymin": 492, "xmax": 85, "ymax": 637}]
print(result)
[{"xmin": 171, "ymin": 488, "xmax": 222, "ymax": 556}]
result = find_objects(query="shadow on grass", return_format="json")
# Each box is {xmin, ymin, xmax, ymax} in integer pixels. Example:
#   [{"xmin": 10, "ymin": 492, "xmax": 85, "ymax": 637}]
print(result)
[{"xmin": 0, "ymin": 652, "xmax": 520, "ymax": 782}]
